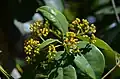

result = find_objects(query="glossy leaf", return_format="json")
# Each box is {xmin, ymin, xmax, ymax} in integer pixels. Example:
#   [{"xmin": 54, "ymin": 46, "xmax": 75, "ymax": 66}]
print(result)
[
  {"xmin": 36, "ymin": 6, "xmax": 68, "ymax": 34},
  {"xmin": 63, "ymin": 65, "xmax": 77, "ymax": 79},
  {"xmin": 77, "ymin": 36, "xmax": 117, "ymax": 68},
  {"xmin": 74, "ymin": 54, "xmax": 96, "ymax": 79},
  {"xmin": 77, "ymin": 41, "xmax": 105, "ymax": 79},
  {"xmin": 77, "ymin": 35, "xmax": 113, "ymax": 51},
  {"xmin": 39, "ymin": 39, "xmax": 60, "ymax": 49}
]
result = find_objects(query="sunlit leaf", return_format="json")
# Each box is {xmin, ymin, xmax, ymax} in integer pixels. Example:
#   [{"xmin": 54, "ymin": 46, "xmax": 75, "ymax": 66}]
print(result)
[
  {"xmin": 39, "ymin": 39, "xmax": 60, "ymax": 49},
  {"xmin": 54, "ymin": 51, "xmax": 64, "ymax": 60},
  {"xmin": 63, "ymin": 65, "xmax": 77, "ymax": 79},
  {"xmin": 36, "ymin": 6, "xmax": 68, "ymax": 34},
  {"xmin": 74, "ymin": 54, "xmax": 96, "ymax": 79},
  {"xmin": 77, "ymin": 36, "xmax": 117, "ymax": 69},
  {"xmin": 77, "ymin": 41, "xmax": 105, "ymax": 79},
  {"xmin": 54, "ymin": 67, "xmax": 63, "ymax": 79}
]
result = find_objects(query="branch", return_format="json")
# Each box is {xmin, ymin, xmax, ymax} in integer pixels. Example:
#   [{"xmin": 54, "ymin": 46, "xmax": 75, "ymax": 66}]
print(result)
[
  {"xmin": 101, "ymin": 65, "xmax": 117, "ymax": 79},
  {"xmin": 111, "ymin": 0, "xmax": 120, "ymax": 23}
]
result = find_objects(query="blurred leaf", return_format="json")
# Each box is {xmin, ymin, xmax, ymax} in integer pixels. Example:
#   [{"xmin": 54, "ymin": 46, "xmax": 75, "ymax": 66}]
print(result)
[
  {"xmin": 36, "ymin": 6, "xmax": 68, "ymax": 34},
  {"xmin": 95, "ymin": 6, "xmax": 120, "ymax": 15},
  {"xmin": 54, "ymin": 51, "xmax": 64, "ymax": 60},
  {"xmin": 15, "ymin": 58, "xmax": 26, "ymax": 67},
  {"xmin": 74, "ymin": 54, "xmax": 96, "ymax": 79},
  {"xmin": 63, "ymin": 65, "xmax": 77, "ymax": 79},
  {"xmin": 43, "ymin": 0, "xmax": 64, "ymax": 12},
  {"xmin": 97, "ymin": 0, "xmax": 110, "ymax": 5},
  {"xmin": 64, "ymin": 9, "xmax": 75, "ymax": 21},
  {"xmin": 54, "ymin": 67, "xmax": 63, "ymax": 79},
  {"xmin": 39, "ymin": 39, "xmax": 60, "ymax": 49},
  {"xmin": 16, "ymin": 64, "xmax": 23, "ymax": 74},
  {"xmin": 111, "ymin": 66, "xmax": 120, "ymax": 79},
  {"xmin": 35, "ymin": 74, "xmax": 48, "ymax": 79},
  {"xmin": 77, "ymin": 41, "xmax": 105, "ymax": 79},
  {"xmin": 49, "ymin": 65, "xmax": 77, "ymax": 79},
  {"xmin": 93, "ymin": 0, "xmax": 110, "ymax": 8},
  {"xmin": 48, "ymin": 68, "xmax": 57, "ymax": 79},
  {"xmin": 102, "ymin": 50, "xmax": 116, "ymax": 68}
]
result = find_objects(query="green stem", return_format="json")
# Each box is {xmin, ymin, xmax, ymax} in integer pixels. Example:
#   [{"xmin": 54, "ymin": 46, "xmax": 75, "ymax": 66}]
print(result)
[
  {"xmin": 64, "ymin": 45, "xmax": 70, "ymax": 54},
  {"xmin": 101, "ymin": 65, "xmax": 117, "ymax": 79},
  {"xmin": 49, "ymin": 29, "xmax": 61, "ymax": 39},
  {"xmin": 0, "ymin": 65, "xmax": 11, "ymax": 79},
  {"xmin": 77, "ymin": 30, "xmax": 80, "ymax": 35},
  {"xmin": 40, "ymin": 36, "xmax": 45, "ymax": 41},
  {"xmin": 55, "ymin": 45, "xmax": 61, "ymax": 48},
  {"xmin": 111, "ymin": 0, "xmax": 120, "ymax": 23}
]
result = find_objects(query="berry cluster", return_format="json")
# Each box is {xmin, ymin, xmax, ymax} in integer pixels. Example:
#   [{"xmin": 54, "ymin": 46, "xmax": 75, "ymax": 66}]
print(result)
[
  {"xmin": 30, "ymin": 20, "xmax": 49, "ymax": 37},
  {"xmin": 69, "ymin": 18, "xmax": 96, "ymax": 43},
  {"xmin": 24, "ymin": 38, "xmax": 40, "ymax": 63},
  {"xmin": 47, "ymin": 44, "xmax": 57, "ymax": 62}
]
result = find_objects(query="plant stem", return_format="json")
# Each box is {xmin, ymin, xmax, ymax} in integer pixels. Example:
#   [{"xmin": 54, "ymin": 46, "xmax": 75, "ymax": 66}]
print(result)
[
  {"xmin": 55, "ymin": 45, "xmax": 61, "ymax": 48},
  {"xmin": 40, "ymin": 36, "xmax": 45, "ymax": 41},
  {"xmin": 101, "ymin": 65, "xmax": 117, "ymax": 79},
  {"xmin": 49, "ymin": 29, "xmax": 61, "ymax": 39},
  {"xmin": 0, "ymin": 65, "xmax": 11, "ymax": 79},
  {"xmin": 111, "ymin": 0, "xmax": 120, "ymax": 23}
]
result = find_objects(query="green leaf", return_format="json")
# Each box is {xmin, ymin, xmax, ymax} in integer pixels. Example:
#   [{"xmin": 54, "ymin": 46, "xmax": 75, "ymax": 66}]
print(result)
[
  {"xmin": 95, "ymin": 37, "xmax": 113, "ymax": 51},
  {"xmin": 77, "ymin": 41, "xmax": 105, "ymax": 79},
  {"xmin": 49, "ymin": 65, "xmax": 77, "ymax": 79},
  {"xmin": 48, "ymin": 68, "xmax": 63, "ymax": 79},
  {"xmin": 54, "ymin": 51, "xmax": 64, "ymax": 60},
  {"xmin": 39, "ymin": 39, "xmax": 60, "ymax": 49},
  {"xmin": 63, "ymin": 8, "xmax": 75, "ymax": 21},
  {"xmin": 35, "ymin": 74, "xmax": 48, "ymax": 79},
  {"xmin": 15, "ymin": 58, "xmax": 26, "ymax": 67},
  {"xmin": 63, "ymin": 65, "xmax": 77, "ymax": 79},
  {"xmin": 77, "ymin": 36, "xmax": 112, "ymax": 51},
  {"xmin": 74, "ymin": 54, "xmax": 96, "ymax": 79},
  {"xmin": 77, "ymin": 36, "xmax": 117, "ymax": 69},
  {"xmin": 54, "ymin": 67, "xmax": 63, "ymax": 79},
  {"xmin": 36, "ymin": 6, "xmax": 68, "ymax": 34},
  {"xmin": 93, "ymin": 0, "xmax": 110, "ymax": 8}
]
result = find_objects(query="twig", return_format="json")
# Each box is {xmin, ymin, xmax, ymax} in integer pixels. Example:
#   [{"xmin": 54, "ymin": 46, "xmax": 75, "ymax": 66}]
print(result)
[
  {"xmin": 49, "ymin": 29, "xmax": 61, "ymax": 39},
  {"xmin": 101, "ymin": 65, "xmax": 117, "ymax": 79},
  {"xmin": 111, "ymin": 0, "xmax": 120, "ymax": 23},
  {"xmin": 39, "ymin": 36, "xmax": 45, "ymax": 41}
]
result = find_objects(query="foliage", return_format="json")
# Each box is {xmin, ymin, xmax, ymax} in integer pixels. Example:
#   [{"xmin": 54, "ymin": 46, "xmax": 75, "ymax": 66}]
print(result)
[
  {"xmin": 4, "ymin": 0, "xmax": 120, "ymax": 78},
  {"xmin": 22, "ymin": 6, "xmax": 113, "ymax": 79}
]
